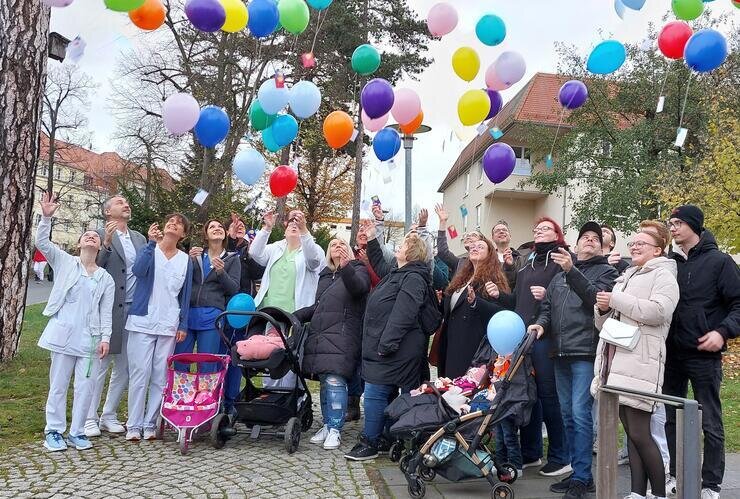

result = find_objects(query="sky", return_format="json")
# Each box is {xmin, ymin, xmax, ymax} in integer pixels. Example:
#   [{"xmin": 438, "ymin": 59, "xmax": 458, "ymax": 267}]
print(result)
[{"xmin": 50, "ymin": 0, "xmax": 736, "ymax": 226}]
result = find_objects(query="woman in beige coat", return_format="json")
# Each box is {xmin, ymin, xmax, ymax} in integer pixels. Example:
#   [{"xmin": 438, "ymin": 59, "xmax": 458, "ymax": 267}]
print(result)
[{"xmin": 592, "ymin": 222, "xmax": 679, "ymax": 499}]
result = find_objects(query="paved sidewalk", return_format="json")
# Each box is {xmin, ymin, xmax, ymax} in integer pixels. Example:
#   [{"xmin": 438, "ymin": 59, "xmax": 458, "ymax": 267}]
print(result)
[{"xmin": 25, "ymin": 279, "xmax": 52, "ymax": 306}]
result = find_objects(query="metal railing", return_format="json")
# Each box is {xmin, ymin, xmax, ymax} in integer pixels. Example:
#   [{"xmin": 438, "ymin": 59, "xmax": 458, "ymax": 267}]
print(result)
[{"xmin": 596, "ymin": 385, "xmax": 701, "ymax": 499}]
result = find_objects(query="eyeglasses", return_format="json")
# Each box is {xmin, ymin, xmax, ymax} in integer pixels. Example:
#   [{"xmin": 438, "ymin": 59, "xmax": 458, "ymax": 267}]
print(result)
[
  {"xmin": 667, "ymin": 220, "xmax": 683, "ymax": 230},
  {"xmin": 532, "ymin": 226, "xmax": 554, "ymax": 235},
  {"xmin": 493, "ymin": 227, "xmax": 510, "ymax": 234},
  {"xmin": 627, "ymin": 241, "xmax": 660, "ymax": 249}
]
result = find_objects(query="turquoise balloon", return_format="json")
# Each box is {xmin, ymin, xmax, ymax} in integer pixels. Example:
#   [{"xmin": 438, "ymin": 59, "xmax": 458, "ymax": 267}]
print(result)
[
  {"xmin": 261, "ymin": 126, "xmax": 282, "ymax": 153},
  {"xmin": 586, "ymin": 40, "xmax": 626, "ymax": 75},
  {"xmin": 307, "ymin": 0, "xmax": 332, "ymax": 9},
  {"xmin": 271, "ymin": 114, "xmax": 299, "ymax": 147},
  {"xmin": 475, "ymin": 14, "xmax": 506, "ymax": 47},
  {"xmin": 226, "ymin": 293, "xmax": 256, "ymax": 329}
]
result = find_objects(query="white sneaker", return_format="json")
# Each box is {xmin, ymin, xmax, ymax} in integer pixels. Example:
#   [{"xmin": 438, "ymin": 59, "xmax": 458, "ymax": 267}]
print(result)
[
  {"xmin": 522, "ymin": 458, "xmax": 542, "ymax": 469},
  {"xmin": 84, "ymin": 420, "xmax": 101, "ymax": 438},
  {"xmin": 310, "ymin": 425, "xmax": 329, "ymax": 445},
  {"xmin": 701, "ymin": 489, "xmax": 720, "ymax": 499},
  {"xmin": 624, "ymin": 494, "xmax": 647, "ymax": 499},
  {"xmin": 125, "ymin": 429, "xmax": 141, "ymax": 441},
  {"xmin": 99, "ymin": 419, "xmax": 126, "ymax": 434},
  {"xmin": 323, "ymin": 428, "xmax": 341, "ymax": 450},
  {"xmin": 143, "ymin": 428, "xmax": 157, "ymax": 441},
  {"xmin": 665, "ymin": 476, "xmax": 677, "ymax": 497}
]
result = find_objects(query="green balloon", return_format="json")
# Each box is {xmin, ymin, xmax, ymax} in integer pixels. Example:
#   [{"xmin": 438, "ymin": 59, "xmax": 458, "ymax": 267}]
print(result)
[
  {"xmin": 278, "ymin": 0, "xmax": 310, "ymax": 35},
  {"xmin": 249, "ymin": 100, "xmax": 276, "ymax": 131},
  {"xmin": 351, "ymin": 44, "xmax": 381, "ymax": 76},
  {"xmin": 671, "ymin": 0, "xmax": 704, "ymax": 20},
  {"xmin": 104, "ymin": 0, "xmax": 145, "ymax": 12}
]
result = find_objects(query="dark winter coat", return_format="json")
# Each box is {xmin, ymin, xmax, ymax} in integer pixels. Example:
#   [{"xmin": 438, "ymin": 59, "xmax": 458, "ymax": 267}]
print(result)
[
  {"xmin": 189, "ymin": 251, "xmax": 241, "ymax": 310},
  {"xmin": 227, "ymin": 236, "xmax": 265, "ymax": 296},
  {"xmin": 294, "ymin": 260, "xmax": 370, "ymax": 380},
  {"xmin": 513, "ymin": 243, "xmax": 568, "ymax": 326},
  {"xmin": 667, "ymin": 231, "xmax": 740, "ymax": 358}
]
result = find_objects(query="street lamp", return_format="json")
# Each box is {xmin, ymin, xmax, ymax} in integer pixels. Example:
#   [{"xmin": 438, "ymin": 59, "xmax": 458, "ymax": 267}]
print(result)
[{"xmin": 388, "ymin": 123, "xmax": 432, "ymax": 232}]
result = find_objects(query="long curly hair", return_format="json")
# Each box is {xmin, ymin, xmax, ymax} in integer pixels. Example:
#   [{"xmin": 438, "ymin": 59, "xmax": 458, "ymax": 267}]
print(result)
[{"xmin": 446, "ymin": 236, "xmax": 510, "ymax": 298}]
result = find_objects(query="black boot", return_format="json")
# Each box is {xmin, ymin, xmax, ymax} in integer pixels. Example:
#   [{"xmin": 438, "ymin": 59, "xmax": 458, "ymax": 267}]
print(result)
[{"xmin": 346, "ymin": 396, "xmax": 361, "ymax": 422}]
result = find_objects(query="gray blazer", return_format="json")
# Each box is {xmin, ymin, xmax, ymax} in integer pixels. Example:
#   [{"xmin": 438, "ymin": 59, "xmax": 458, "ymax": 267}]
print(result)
[{"xmin": 96, "ymin": 226, "xmax": 146, "ymax": 354}]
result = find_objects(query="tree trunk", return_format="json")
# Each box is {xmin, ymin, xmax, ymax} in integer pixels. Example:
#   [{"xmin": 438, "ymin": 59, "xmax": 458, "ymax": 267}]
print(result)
[{"xmin": 0, "ymin": 0, "xmax": 50, "ymax": 361}]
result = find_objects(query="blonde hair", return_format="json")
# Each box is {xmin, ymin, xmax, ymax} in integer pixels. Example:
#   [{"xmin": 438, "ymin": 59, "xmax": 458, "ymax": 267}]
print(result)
[
  {"xmin": 404, "ymin": 233, "xmax": 428, "ymax": 263},
  {"xmin": 325, "ymin": 238, "xmax": 351, "ymax": 271},
  {"xmin": 639, "ymin": 220, "xmax": 671, "ymax": 251}
]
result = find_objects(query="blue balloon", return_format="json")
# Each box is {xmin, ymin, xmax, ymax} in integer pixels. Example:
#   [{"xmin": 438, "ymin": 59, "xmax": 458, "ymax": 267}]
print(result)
[
  {"xmin": 289, "ymin": 80, "xmax": 321, "ymax": 119},
  {"xmin": 307, "ymin": 0, "xmax": 332, "ymax": 9},
  {"xmin": 621, "ymin": 0, "xmax": 645, "ymax": 9},
  {"xmin": 475, "ymin": 14, "xmax": 506, "ymax": 47},
  {"xmin": 193, "ymin": 106, "xmax": 230, "ymax": 148},
  {"xmin": 486, "ymin": 310, "xmax": 525, "ymax": 356},
  {"xmin": 586, "ymin": 40, "xmax": 626, "ymax": 75},
  {"xmin": 257, "ymin": 78, "xmax": 289, "ymax": 115},
  {"xmin": 684, "ymin": 29, "xmax": 728, "ymax": 73},
  {"xmin": 271, "ymin": 114, "xmax": 299, "ymax": 147},
  {"xmin": 226, "ymin": 293, "xmax": 256, "ymax": 329},
  {"xmin": 372, "ymin": 128, "xmax": 401, "ymax": 162},
  {"xmin": 261, "ymin": 126, "xmax": 281, "ymax": 153},
  {"xmin": 614, "ymin": 0, "xmax": 626, "ymax": 19},
  {"xmin": 233, "ymin": 148, "xmax": 266, "ymax": 186},
  {"xmin": 248, "ymin": 0, "xmax": 279, "ymax": 38}
]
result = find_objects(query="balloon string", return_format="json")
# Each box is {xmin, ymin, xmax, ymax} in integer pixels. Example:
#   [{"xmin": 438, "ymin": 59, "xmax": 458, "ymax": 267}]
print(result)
[
  {"xmin": 657, "ymin": 62, "xmax": 671, "ymax": 99},
  {"xmin": 548, "ymin": 106, "xmax": 567, "ymax": 161},
  {"xmin": 309, "ymin": 9, "xmax": 326, "ymax": 55},
  {"xmin": 677, "ymin": 71, "xmax": 693, "ymax": 130}
]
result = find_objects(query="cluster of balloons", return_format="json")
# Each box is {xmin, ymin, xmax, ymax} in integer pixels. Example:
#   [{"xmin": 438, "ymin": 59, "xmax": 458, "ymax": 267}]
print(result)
[
  {"xmin": 656, "ymin": 22, "xmax": 728, "ymax": 73},
  {"xmin": 162, "ymin": 93, "xmax": 231, "ymax": 147}
]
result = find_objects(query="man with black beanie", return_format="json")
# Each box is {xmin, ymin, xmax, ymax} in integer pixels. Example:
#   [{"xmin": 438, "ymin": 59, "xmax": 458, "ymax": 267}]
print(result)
[{"xmin": 663, "ymin": 205, "xmax": 740, "ymax": 498}]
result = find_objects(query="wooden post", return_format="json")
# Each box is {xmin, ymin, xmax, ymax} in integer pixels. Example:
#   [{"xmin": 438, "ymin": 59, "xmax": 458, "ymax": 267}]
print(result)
[{"xmin": 596, "ymin": 391, "xmax": 619, "ymax": 499}]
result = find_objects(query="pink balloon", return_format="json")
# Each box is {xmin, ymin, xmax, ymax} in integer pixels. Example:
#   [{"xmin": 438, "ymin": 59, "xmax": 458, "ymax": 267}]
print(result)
[
  {"xmin": 390, "ymin": 88, "xmax": 421, "ymax": 126},
  {"xmin": 42, "ymin": 0, "xmax": 74, "ymax": 5},
  {"xmin": 427, "ymin": 3, "xmax": 458, "ymax": 37},
  {"xmin": 485, "ymin": 63, "xmax": 510, "ymax": 91},
  {"xmin": 493, "ymin": 51, "xmax": 526, "ymax": 87},
  {"xmin": 362, "ymin": 110, "xmax": 389, "ymax": 133},
  {"xmin": 162, "ymin": 93, "xmax": 201, "ymax": 135}
]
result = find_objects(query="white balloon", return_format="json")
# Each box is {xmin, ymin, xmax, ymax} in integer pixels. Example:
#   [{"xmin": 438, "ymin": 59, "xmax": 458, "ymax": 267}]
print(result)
[
  {"xmin": 257, "ymin": 79, "xmax": 289, "ymax": 115},
  {"xmin": 289, "ymin": 81, "xmax": 321, "ymax": 119},
  {"xmin": 162, "ymin": 93, "xmax": 201, "ymax": 135}
]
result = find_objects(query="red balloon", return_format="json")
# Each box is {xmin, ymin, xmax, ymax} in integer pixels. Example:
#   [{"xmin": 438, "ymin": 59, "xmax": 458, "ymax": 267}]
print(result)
[
  {"xmin": 269, "ymin": 165, "xmax": 298, "ymax": 197},
  {"xmin": 658, "ymin": 21, "xmax": 693, "ymax": 60}
]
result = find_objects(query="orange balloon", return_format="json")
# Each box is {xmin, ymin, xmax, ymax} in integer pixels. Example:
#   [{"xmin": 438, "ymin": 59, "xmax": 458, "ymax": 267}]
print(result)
[
  {"xmin": 323, "ymin": 111, "xmax": 354, "ymax": 149},
  {"xmin": 129, "ymin": 0, "xmax": 166, "ymax": 31},
  {"xmin": 399, "ymin": 111, "xmax": 424, "ymax": 135}
]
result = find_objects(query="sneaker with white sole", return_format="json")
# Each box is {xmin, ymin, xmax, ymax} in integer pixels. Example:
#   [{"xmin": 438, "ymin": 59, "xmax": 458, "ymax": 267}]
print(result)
[
  {"xmin": 84, "ymin": 420, "xmax": 101, "ymax": 438},
  {"xmin": 43, "ymin": 431, "xmax": 67, "ymax": 452},
  {"xmin": 99, "ymin": 419, "xmax": 126, "ymax": 434},
  {"xmin": 143, "ymin": 428, "xmax": 157, "ymax": 441},
  {"xmin": 522, "ymin": 458, "xmax": 542, "ymax": 469},
  {"xmin": 126, "ymin": 429, "xmax": 141, "ymax": 441},
  {"xmin": 66, "ymin": 434, "xmax": 93, "ymax": 450},
  {"xmin": 310, "ymin": 425, "xmax": 329, "ymax": 445},
  {"xmin": 701, "ymin": 489, "xmax": 720, "ymax": 499},
  {"xmin": 539, "ymin": 462, "xmax": 572, "ymax": 477},
  {"xmin": 323, "ymin": 429, "xmax": 341, "ymax": 450},
  {"xmin": 665, "ymin": 476, "xmax": 677, "ymax": 497}
]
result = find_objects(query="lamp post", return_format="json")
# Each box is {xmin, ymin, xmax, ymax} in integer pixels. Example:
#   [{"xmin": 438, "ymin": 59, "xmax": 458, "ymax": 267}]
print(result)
[{"xmin": 389, "ymin": 124, "xmax": 432, "ymax": 232}]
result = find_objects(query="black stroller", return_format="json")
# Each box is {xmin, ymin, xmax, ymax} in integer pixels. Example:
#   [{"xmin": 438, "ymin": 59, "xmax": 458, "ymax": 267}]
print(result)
[
  {"xmin": 385, "ymin": 330, "xmax": 537, "ymax": 499},
  {"xmin": 213, "ymin": 307, "xmax": 313, "ymax": 453}
]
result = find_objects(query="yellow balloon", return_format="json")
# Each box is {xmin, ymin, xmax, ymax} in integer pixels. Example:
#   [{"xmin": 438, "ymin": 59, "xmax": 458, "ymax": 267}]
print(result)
[
  {"xmin": 458, "ymin": 89, "xmax": 491, "ymax": 126},
  {"xmin": 452, "ymin": 46, "xmax": 480, "ymax": 82},
  {"xmin": 221, "ymin": 0, "xmax": 248, "ymax": 33}
]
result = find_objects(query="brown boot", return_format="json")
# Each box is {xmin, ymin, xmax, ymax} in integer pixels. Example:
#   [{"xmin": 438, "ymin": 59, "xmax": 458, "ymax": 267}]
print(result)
[{"xmin": 346, "ymin": 396, "xmax": 361, "ymax": 422}]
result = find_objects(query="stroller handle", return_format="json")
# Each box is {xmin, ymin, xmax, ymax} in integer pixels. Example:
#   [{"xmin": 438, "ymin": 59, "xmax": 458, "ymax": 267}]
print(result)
[{"xmin": 167, "ymin": 353, "xmax": 230, "ymax": 369}]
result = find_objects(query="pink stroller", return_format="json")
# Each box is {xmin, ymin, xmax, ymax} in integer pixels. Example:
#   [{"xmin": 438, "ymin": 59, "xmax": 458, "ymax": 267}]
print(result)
[{"xmin": 155, "ymin": 353, "xmax": 231, "ymax": 455}]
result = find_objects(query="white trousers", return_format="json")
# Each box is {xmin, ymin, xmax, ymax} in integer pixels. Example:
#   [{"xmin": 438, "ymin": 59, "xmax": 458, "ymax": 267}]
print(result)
[
  {"xmin": 87, "ymin": 329, "xmax": 129, "ymax": 424},
  {"xmin": 651, "ymin": 403, "xmax": 671, "ymax": 472},
  {"xmin": 33, "ymin": 261, "xmax": 47, "ymax": 280},
  {"xmin": 126, "ymin": 331, "xmax": 176, "ymax": 431},
  {"xmin": 45, "ymin": 352, "xmax": 98, "ymax": 436}
]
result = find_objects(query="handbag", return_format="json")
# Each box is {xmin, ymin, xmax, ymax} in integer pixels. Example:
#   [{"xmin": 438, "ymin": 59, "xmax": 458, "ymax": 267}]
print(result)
[{"xmin": 599, "ymin": 316, "xmax": 640, "ymax": 351}]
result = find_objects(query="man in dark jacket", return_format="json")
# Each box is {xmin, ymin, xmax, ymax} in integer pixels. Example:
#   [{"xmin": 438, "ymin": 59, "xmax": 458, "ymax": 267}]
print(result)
[
  {"xmin": 663, "ymin": 205, "xmax": 740, "ymax": 498},
  {"xmin": 530, "ymin": 222, "xmax": 618, "ymax": 499},
  {"xmin": 492, "ymin": 220, "xmax": 524, "ymax": 290}
]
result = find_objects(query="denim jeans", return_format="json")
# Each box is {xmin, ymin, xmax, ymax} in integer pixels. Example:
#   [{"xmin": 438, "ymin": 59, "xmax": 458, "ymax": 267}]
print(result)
[
  {"xmin": 554, "ymin": 358, "xmax": 594, "ymax": 484},
  {"xmin": 362, "ymin": 382, "xmax": 398, "ymax": 444},
  {"xmin": 495, "ymin": 417, "xmax": 522, "ymax": 469},
  {"xmin": 319, "ymin": 374, "xmax": 348, "ymax": 430},
  {"xmin": 222, "ymin": 325, "xmax": 245, "ymax": 413},
  {"xmin": 174, "ymin": 328, "xmax": 225, "ymax": 373}
]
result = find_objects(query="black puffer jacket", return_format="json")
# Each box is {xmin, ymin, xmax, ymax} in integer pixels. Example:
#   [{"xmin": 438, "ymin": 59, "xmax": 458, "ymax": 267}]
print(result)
[
  {"xmin": 668, "ymin": 231, "xmax": 740, "ymax": 358},
  {"xmin": 534, "ymin": 255, "xmax": 618, "ymax": 358},
  {"xmin": 513, "ymin": 242, "xmax": 567, "ymax": 326},
  {"xmin": 294, "ymin": 261, "xmax": 370, "ymax": 380}
]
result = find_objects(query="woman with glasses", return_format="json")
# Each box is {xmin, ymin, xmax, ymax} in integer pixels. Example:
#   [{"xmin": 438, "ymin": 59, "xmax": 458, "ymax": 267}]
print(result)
[{"xmin": 593, "ymin": 221, "xmax": 679, "ymax": 499}]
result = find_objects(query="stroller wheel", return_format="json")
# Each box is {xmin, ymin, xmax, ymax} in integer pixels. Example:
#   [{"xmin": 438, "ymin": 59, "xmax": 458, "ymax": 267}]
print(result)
[
  {"xmin": 399, "ymin": 453, "xmax": 411, "ymax": 474},
  {"xmin": 491, "ymin": 483, "xmax": 514, "ymax": 499},
  {"xmin": 284, "ymin": 417, "xmax": 301, "ymax": 454},
  {"xmin": 407, "ymin": 477, "xmax": 426, "ymax": 499},
  {"xmin": 179, "ymin": 437, "xmax": 189, "ymax": 456},
  {"xmin": 155, "ymin": 415, "xmax": 166, "ymax": 442},
  {"xmin": 300, "ymin": 407, "xmax": 313, "ymax": 432},
  {"xmin": 418, "ymin": 465, "xmax": 436, "ymax": 482},
  {"xmin": 389, "ymin": 441, "xmax": 403, "ymax": 462},
  {"xmin": 210, "ymin": 414, "xmax": 229, "ymax": 449},
  {"xmin": 497, "ymin": 462, "xmax": 518, "ymax": 484}
]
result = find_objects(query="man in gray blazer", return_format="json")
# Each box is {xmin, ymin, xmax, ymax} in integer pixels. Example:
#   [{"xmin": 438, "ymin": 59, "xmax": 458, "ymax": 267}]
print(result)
[{"xmin": 85, "ymin": 195, "xmax": 146, "ymax": 436}]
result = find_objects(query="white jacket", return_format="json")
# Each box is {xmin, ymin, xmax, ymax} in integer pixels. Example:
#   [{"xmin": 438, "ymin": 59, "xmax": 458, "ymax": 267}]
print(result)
[{"xmin": 248, "ymin": 228, "xmax": 325, "ymax": 310}]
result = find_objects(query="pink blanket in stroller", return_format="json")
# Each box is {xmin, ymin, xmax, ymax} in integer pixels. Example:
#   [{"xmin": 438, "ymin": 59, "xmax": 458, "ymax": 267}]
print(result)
[{"xmin": 235, "ymin": 326, "xmax": 284, "ymax": 360}]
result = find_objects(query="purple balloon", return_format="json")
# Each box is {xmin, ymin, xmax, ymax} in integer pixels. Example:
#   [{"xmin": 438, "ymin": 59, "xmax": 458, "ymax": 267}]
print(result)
[
  {"xmin": 558, "ymin": 80, "xmax": 588, "ymax": 110},
  {"xmin": 361, "ymin": 78, "xmax": 395, "ymax": 119},
  {"xmin": 483, "ymin": 143, "xmax": 516, "ymax": 183},
  {"xmin": 485, "ymin": 89, "xmax": 503, "ymax": 120},
  {"xmin": 185, "ymin": 0, "xmax": 226, "ymax": 33}
]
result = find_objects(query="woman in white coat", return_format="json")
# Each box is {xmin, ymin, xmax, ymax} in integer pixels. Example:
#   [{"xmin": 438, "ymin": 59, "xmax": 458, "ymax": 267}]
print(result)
[
  {"xmin": 592, "ymin": 223, "xmax": 680, "ymax": 499},
  {"xmin": 36, "ymin": 193, "xmax": 115, "ymax": 452}
]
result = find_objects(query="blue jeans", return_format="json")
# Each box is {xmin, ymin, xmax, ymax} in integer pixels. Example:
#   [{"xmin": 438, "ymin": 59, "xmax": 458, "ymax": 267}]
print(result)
[
  {"xmin": 319, "ymin": 374, "xmax": 348, "ymax": 430},
  {"xmin": 520, "ymin": 337, "xmax": 569, "ymax": 466},
  {"xmin": 222, "ymin": 325, "xmax": 245, "ymax": 413},
  {"xmin": 174, "ymin": 328, "xmax": 224, "ymax": 373},
  {"xmin": 362, "ymin": 382, "xmax": 398, "ymax": 443},
  {"xmin": 554, "ymin": 358, "xmax": 594, "ymax": 484},
  {"xmin": 495, "ymin": 417, "xmax": 523, "ymax": 469}
]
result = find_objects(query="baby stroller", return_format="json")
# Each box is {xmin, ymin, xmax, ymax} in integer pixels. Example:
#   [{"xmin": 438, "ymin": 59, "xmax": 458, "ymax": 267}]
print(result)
[
  {"xmin": 214, "ymin": 307, "xmax": 313, "ymax": 454},
  {"xmin": 155, "ymin": 353, "xmax": 230, "ymax": 455},
  {"xmin": 386, "ymin": 330, "xmax": 537, "ymax": 499}
]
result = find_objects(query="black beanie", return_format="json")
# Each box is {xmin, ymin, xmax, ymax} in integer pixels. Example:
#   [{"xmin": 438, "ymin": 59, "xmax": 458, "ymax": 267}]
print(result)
[{"xmin": 670, "ymin": 205, "xmax": 704, "ymax": 236}]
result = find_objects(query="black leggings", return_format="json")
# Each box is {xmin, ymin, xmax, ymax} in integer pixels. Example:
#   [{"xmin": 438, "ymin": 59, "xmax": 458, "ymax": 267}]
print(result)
[{"xmin": 620, "ymin": 405, "xmax": 666, "ymax": 497}]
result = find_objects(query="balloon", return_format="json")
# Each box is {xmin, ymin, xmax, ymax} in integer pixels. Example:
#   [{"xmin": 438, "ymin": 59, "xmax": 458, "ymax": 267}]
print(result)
[
  {"xmin": 734, "ymin": 0, "xmax": 740, "ymax": 9},
  {"xmin": 485, "ymin": 64, "xmax": 509, "ymax": 91},
  {"xmin": 658, "ymin": 22, "xmax": 693, "ymax": 60},
  {"xmin": 483, "ymin": 143, "xmax": 516, "ymax": 183},
  {"xmin": 614, "ymin": 0, "xmax": 626, "ymax": 18},
  {"xmin": 361, "ymin": 110, "xmax": 388, "ymax": 132},
  {"xmin": 684, "ymin": 29, "xmax": 728, "ymax": 73},
  {"xmin": 323, "ymin": 111, "xmax": 354, "ymax": 149},
  {"xmin": 399, "ymin": 111, "xmax": 423, "ymax": 135},
  {"xmin": 672, "ymin": 0, "xmax": 704, "ymax": 20},
  {"xmin": 307, "ymin": 0, "xmax": 332, "ymax": 9},
  {"xmin": 485, "ymin": 90, "xmax": 503, "ymax": 120},
  {"xmin": 493, "ymin": 51, "xmax": 526, "ymax": 87},
  {"xmin": 558, "ymin": 80, "xmax": 588, "ymax": 110},
  {"xmin": 351, "ymin": 44, "xmax": 381, "ymax": 76},
  {"xmin": 226, "ymin": 293, "xmax": 256, "ymax": 329},
  {"xmin": 426, "ymin": 3, "xmax": 458, "ymax": 37},
  {"xmin": 42, "ymin": 0, "xmax": 74, "ymax": 7},
  {"xmin": 162, "ymin": 93, "xmax": 200, "ymax": 135},
  {"xmin": 452, "ymin": 47, "xmax": 480, "ymax": 82},
  {"xmin": 185, "ymin": 0, "xmax": 226, "ymax": 32},
  {"xmin": 475, "ymin": 14, "xmax": 506, "ymax": 46},
  {"xmin": 233, "ymin": 149, "xmax": 266, "ymax": 186},
  {"xmin": 221, "ymin": 0, "xmax": 249, "ymax": 32},
  {"xmin": 289, "ymin": 80, "xmax": 321, "ymax": 119},
  {"xmin": 261, "ymin": 126, "xmax": 282, "ymax": 152},
  {"xmin": 257, "ymin": 78, "xmax": 289, "ymax": 114},
  {"xmin": 249, "ymin": 100, "xmax": 276, "ymax": 131},
  {"xmin": 248, "ymin": 0, "xmax": 280, "ymax": 38},
  {"xmin": 278, "ymin": 0, "xmax": 310, "ymax": 34},
  {"xmin": 457, "ymin": 90, "xmax": 490, "ymax": 126},
  {"xmin": 104, "ymin": 0, "xmax": 144, "ymax": 11},
  {"xmin": 486, "ymin": 310, "xmax": 525, "ymax": 356},
  {"xmin": 390, "ymin": 88, "xmax": 421, "ymax": 126},
  {"xmin": 372, "ymin": 128, "xmax": 401, "ymax": 161},
  {"xmin": 271, "ymin": 114, "xmax": 299, "ymax": 147},
  {"xmin": 587, "ymin": 40, "xmax": 626, "ymax": 75},
  {"xmin": 269, "ymin": 165, "xmax": 298, "ymax": 197},
  {"xmin": 194, "ymin": 106, "xmax": 230, "ymax": 147},
  {"xmin": 129, "ymin": 0, "xmax": 166, "ymax": 30},
  {"xmin": 622, "ymin": 0, "xmax": 646, "ymax": 9},
  {"xmin": 360, "ymin": 78, "xmax": 394, "ymax": 119}
]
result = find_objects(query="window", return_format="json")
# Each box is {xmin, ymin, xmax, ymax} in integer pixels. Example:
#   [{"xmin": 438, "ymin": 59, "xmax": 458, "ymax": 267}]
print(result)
[
  {"xmin": 69, "ymin": 171, "xmax": 76, "ymax": 183},
  {"xmin": 476, "ymin": 204, "xmax": 481, "ymax": 229},
  {"xmin": 54, "ymin": 167, "xmax": 62, "ymax": 180},
  {"xmin": 463, "ymin": 213, "xmax": 468, "ymax": 233},
  {"xmin": 465, "ymin": 171, "xmax": 471, "ymax": 196},
  {"xmin": 38, "ymin": 164, "xmax": 48, "ymax": 177},
  {"xmin": 510, "ymin": 146, "xmax": 532, "ymax": 174},
  {"xmin": 83, "ymin": 175, "xmax": 93, "ymax": 188},
  {"xmin": 477, "ymin": 161, "xmax": 484, "ymax": 186}
]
